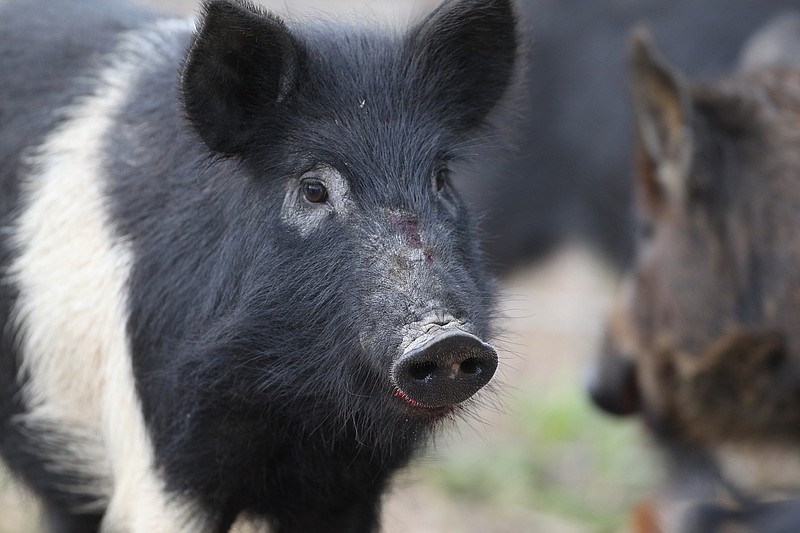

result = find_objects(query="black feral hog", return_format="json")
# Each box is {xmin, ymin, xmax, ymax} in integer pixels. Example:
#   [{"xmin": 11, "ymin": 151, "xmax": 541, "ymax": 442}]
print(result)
[
  {"xmin": 0, "ymin": 0, "xmax": 520, "ymax": 531},
  {"xmin": 588, "ymin": 26, "xmax": 800, "ymax": 532}
]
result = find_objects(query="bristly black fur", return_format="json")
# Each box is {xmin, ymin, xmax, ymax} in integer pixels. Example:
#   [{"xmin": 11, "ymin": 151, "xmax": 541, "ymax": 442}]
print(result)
[{"xmin": 0, "ymin": 0, "xmax": 520, "ymax": 531}]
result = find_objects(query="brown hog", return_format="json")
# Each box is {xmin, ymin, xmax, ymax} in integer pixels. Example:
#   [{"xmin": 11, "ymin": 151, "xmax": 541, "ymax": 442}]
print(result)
[{"xmin": 588, "ymin": 25, "xmax": 800, "ymax": 532}]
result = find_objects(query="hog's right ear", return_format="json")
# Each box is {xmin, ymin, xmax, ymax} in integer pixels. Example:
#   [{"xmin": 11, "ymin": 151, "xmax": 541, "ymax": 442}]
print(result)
[
  {"xmin": 629, "ymin": 27, "xmax": 693, "ymax": 203},
  {"xmin": 409, "ymin": 0, "xmax": 520, "ymax": 133},
  {"xmin": 182, "ymin": 0, "xmax": 300, "ymax": 154}
]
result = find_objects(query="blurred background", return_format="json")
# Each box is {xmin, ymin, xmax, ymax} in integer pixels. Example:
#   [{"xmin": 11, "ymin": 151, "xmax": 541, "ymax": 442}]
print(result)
[{"xmin": 2, "ymin": 0, "xmax": 797, "ymax": 531}]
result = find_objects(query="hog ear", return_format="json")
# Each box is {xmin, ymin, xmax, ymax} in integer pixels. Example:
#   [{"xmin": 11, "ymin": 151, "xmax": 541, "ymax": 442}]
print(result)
[
  {"xmin": 182, "ymin": 0, "xmax": 300, "ymax": 154},
  {"xmin": 409, "ymin": 0, "xmax": 519, "ymax": 133},
  {"xmin": 629, "ymin": 26, "xmax": 693, "ymax": 203}
]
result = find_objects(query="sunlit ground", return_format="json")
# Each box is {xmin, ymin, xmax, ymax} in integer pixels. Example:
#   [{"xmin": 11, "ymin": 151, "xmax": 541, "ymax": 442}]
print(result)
[{"xmin": 0, "ymin": 247, "xmax": 660, "ymax": 532}]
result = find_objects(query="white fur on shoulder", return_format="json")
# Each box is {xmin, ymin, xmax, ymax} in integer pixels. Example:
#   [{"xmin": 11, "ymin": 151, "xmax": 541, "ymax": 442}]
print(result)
[{"xmin": 10, "ymin": 17, "xmax": 210, "ymax": 531}]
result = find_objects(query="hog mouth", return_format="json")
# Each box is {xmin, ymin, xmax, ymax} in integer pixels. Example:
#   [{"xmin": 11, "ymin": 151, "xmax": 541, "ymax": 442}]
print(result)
[{"xmin": 392, "ymin": 387, "xmax": 458, "ymax": 418}]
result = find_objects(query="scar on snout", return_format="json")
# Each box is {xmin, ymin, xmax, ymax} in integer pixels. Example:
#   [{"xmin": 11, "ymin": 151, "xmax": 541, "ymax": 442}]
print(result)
[{"xmin": 389, "ymin": 213, "xmax": 435, "ymax": 261}]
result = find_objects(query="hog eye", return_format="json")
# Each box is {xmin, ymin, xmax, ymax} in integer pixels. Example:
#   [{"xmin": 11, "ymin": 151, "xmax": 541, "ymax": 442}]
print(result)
[
  {"xmin": 434, "ymin": 166, "xmax": 449, "ymax": 192},
  {"xmin": 302, "ymin": 179, "xmax": 328, "ymax": 204}
]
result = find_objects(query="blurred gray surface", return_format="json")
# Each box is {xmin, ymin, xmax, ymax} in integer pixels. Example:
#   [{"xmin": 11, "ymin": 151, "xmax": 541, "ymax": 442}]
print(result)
[{"xmin": 135, "ymin": 0, "xmax": 437, "ymax": 20}]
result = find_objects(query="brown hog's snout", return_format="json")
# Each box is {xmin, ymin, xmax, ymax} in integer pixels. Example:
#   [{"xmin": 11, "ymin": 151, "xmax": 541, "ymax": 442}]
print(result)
[
  {"xmin": 588, "ymin": 278, "xmax": 642, "ymax": 417},
  {"xmin": 587, "ymin": 340, "xmax": 641, "ymax": 417},
  {"xmin": 391, "ymin": 330, "xmax": 498, "ymax": 408}
]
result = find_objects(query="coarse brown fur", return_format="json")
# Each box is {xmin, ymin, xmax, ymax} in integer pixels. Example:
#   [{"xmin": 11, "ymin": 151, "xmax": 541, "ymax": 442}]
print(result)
[{"xmin": 589, "ymin": 26, "xmax": 800, "ymax": 532}]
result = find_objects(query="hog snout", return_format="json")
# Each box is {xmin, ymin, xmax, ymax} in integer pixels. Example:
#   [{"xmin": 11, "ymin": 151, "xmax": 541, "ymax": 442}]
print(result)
[
  {"xmin": 586, "ymin": 343, "xmax": 640, "ymax": 417},
  {"xmin": 391, "ymin": 329, "xmax": 497, "ymax": 408}
]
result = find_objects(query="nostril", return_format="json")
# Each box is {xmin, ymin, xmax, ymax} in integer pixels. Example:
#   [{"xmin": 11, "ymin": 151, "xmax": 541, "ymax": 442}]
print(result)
[
  {"xmin": 460, "ymin": 357, "xmax": 482, "ymax": 375},
  {"xmin": 409, "ymin": 361, "xmax": 438, "ymax": 381}
]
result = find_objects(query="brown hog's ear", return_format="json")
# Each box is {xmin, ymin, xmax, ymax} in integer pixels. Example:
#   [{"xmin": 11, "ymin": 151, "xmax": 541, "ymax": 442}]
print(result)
[
  {"xmin": 409, "ymin": 0, "xmax": 519, "ymax": 133},
  {"xmin": 629, "ymin": 27, "xmax": 693, "ymax": 205},
  {"xmin": 181, "ymin": 0, "xmax": 300, "ymax": 154}
]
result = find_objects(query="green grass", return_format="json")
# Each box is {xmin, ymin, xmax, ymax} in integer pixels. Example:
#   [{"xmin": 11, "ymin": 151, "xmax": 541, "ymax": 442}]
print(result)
[{"xmin": 421, "ymin": 381, "xmax": 659, "ymax": 532}]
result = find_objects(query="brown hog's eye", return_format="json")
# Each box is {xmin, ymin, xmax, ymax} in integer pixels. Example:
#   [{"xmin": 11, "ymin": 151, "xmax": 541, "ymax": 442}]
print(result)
[
  {"xmin": 434, "ymin": 166, "xmax": 448, "ymax": 192},
  {"xmin": 302, "ymin": 180, "xmax": 328, "ymax": 204}
]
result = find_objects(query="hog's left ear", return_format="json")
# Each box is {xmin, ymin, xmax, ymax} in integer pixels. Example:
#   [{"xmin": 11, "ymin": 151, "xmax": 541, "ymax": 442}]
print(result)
[
  {"xmin": 409, "ymin": 0, "xmax": 519, "ymax": 133},
  {"xmin": 182, "ymin": 0, "xmax": 300, "ymax": 154},
  {"xmin": 629, "ymin": 27, "xmax": 693, "ymax": 202}
]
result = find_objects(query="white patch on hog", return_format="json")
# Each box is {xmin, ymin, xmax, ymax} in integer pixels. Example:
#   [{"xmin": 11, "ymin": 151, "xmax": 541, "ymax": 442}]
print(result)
[{"xmin": 10, "ymin": 17, "xmax": 211, "ymax": 532}]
